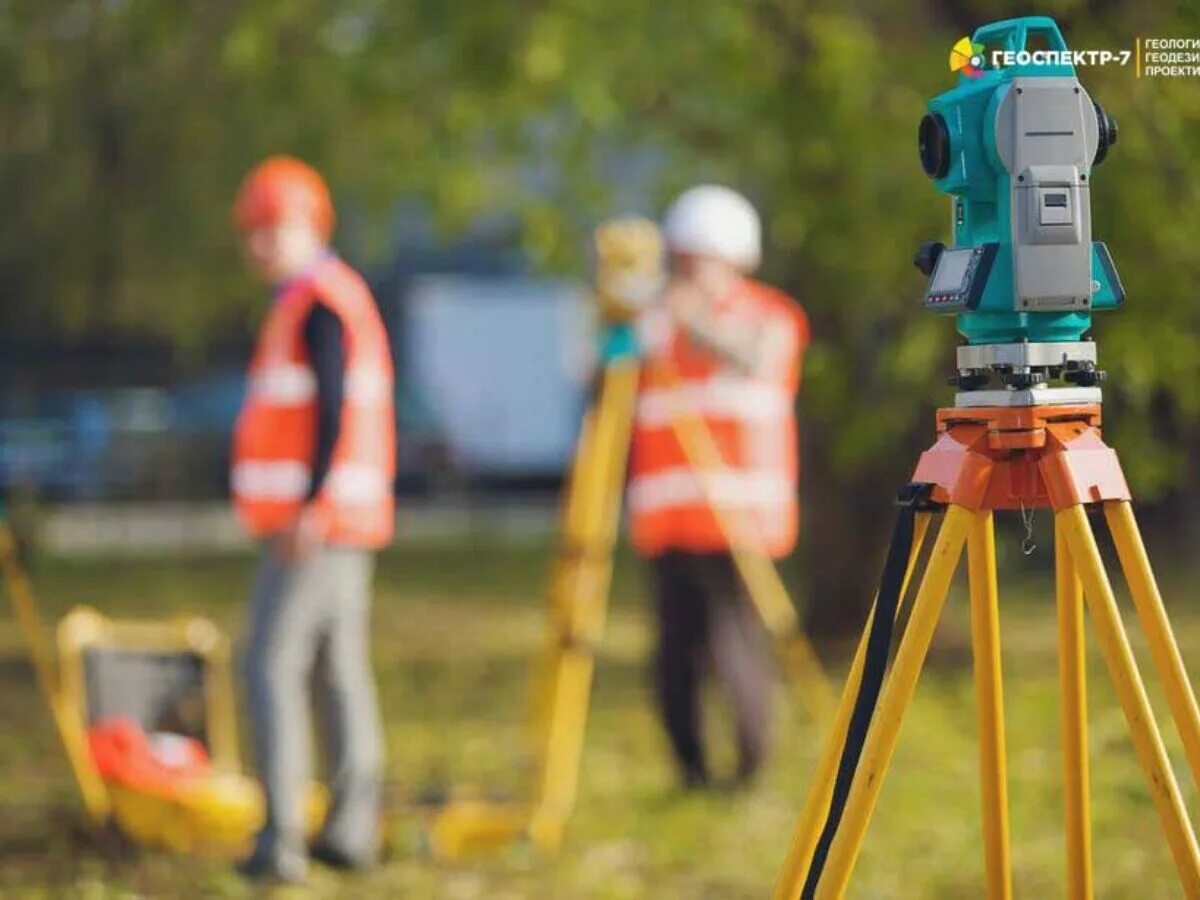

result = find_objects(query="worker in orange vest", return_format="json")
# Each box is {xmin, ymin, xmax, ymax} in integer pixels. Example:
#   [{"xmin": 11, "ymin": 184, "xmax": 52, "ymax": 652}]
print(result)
[
  {"xmin": 230, "ymin": 157, "xmax": 395, "ymax": 882},
  {"xmin": 628, "ymin": 185, "xmax": 809, "ymax": 789}
]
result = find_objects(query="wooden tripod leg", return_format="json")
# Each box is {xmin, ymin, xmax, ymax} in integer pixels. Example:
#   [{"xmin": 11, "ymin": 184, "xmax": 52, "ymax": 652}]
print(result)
[
  {"xmin": 528, "ymin": 393, "xmax": 600, "ymax": 754},
  {"xmin": 0, "ymin": 525, "xmax": 110, "ymax": 824},
  {"xmin": 967, "ymin": 511, "xmax": 1012, "ymax": 900},
  {"xmin": 1056, "ymin": 505, "xmax": 1200, "ymax": 895},
  {"xmin": 814, "ymin": 504, "xmax": 973, "ymax": 899},
  {"xmin": 772, "ymin": 511, "xmax": 932, "ymax": 900},
  {"xmin": 1055, "ymin": 519, "xmax": 1092, "ymax": 900},
  {"xmin": 528, "ymin": 358, "xmax": 640, "ymax": 853},
  {"xmin": 1104, "ymin": 500, "xmax": 1200, "ymax": 792}
]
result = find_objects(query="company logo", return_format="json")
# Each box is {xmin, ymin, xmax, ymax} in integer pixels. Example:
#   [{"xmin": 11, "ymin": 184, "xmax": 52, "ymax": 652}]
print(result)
[{"xmin": 950, "ymin": 36, "xmax": 987, "ymax": 78}]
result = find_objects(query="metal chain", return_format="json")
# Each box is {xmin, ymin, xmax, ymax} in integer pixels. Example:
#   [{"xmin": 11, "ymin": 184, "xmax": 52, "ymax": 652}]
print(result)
[{"xmin": 1019, "ymin": 502, "xmax": 1037, "ymax": 556}]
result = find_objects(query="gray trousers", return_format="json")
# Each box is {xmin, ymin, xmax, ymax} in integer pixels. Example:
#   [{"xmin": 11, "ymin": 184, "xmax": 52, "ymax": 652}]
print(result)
[{"xmin": 244, "ymin": 545, "xmax": 384, "ymax": 870}]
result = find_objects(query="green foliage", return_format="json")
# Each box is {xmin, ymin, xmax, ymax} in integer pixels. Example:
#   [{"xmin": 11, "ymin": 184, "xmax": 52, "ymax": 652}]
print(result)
[{"xmin": 2, "ymin": 2, "xmax": 1200, "ymax": 623}]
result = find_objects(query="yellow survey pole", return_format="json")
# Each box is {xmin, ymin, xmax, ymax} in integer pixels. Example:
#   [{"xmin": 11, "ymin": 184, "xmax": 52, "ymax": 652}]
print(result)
[
  {"xmin": 528, "ymin": 359, "xmax": 639, "ymax": 853},
  {"xmin": 0, "ymin": 522, "xmax": 110, "ymax": 823}
]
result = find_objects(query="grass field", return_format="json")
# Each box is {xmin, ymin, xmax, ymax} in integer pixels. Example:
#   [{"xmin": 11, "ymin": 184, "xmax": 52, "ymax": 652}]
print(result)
[{"xmin": 0, "ymin": 531, "xmax": 1198, "ymax": 898}]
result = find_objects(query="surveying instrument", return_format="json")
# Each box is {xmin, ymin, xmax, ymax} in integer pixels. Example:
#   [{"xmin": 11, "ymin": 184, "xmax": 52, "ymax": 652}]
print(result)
[
  {"xmin": 425, "ymin": 218, "xmax": 830, "ymax": 858},
  {"xmin": 775, "ymin": 16, "xmax": 1200, "ymax": 899}
]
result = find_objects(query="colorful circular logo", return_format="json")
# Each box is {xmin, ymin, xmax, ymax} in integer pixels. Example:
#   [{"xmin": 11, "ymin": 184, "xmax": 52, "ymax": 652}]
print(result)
[{"xmin": 950, "ymin": 37, "xmax": 987, "ymax": 78}]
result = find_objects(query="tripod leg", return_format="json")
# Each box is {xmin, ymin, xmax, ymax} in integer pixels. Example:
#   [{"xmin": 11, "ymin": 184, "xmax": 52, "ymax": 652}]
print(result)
[
  {"xmin": 0, "ymin": 525, "xmax": 111, "ymax": 824},
  {"xmin": 528, "ymin": 395, "xmax": 601, "ymax": 753},
  {"xmin": 772, "ymin": 511, "xmax": 931, "ymax": 900},
  {"xmin": 529, "ymin": 359, "xmax": 640, "ymax": 853},
  {"xmin": 1055, "ymin": 520, "xmax": 1092, "ymax": 900},
  {"xmin": 967, "ymin": 511, "xmax": 1012, "ymax": 900},
  {"xmin": 815, "ymin": 504, "xmax": 973, "ymax": 899},
  {"xmin": 1056, "ymin": 505, "xmax": 1200, "ymax": 894},
  {"xmin": 1104, "ymin": 500, "xmax": 1200, "ymax": 791}
]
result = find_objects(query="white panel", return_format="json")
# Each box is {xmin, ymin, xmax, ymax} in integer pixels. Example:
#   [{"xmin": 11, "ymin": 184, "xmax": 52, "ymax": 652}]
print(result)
[{"xmin": 406, "ymin": 275, "xmax": 589, "ymax": 473}]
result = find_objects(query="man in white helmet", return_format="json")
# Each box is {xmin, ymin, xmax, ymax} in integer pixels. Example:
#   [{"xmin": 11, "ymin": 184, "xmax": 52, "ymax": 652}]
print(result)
[{"xmin": 627, "ymin": 185, "xmax": 810, "ymax": 788}]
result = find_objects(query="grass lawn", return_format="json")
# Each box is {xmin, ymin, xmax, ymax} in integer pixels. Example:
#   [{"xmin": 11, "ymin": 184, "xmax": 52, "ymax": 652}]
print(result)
[{"xmin": 0, "ymin": 530, "xmax": 1198, "ymax": 898}]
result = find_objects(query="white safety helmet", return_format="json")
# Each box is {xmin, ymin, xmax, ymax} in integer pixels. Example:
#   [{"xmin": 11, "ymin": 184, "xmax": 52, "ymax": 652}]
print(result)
[{"xmin": 662, "ymin": 184, "xmax": 762, "ymax": 272}]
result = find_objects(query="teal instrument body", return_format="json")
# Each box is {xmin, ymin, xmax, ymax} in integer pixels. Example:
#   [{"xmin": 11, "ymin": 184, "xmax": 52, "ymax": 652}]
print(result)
[
  {"xmin": 918, "ymin": 16, "xmax": 1123, "ymax": 345},
  {"xmin": 600, "ymin": 323, "xmax": 640, "ymax": 362}
]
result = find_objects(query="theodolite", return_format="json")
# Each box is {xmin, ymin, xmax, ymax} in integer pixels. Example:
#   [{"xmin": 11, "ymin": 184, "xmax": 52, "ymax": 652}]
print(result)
[
  {"xmin": 913, "ymin": 16, "xmax": 1122, "ymax": 406},
  {"xmin": 775, "ymin": 18, "xmax": 1200, "ymax": 900}
]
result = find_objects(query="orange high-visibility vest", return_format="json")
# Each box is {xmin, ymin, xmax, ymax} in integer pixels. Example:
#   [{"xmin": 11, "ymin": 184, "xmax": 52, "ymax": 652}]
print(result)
[
  {"xmin": 231, "ymin": 255, "xmax": 395, "ymax": 548},
  {"xmin": 628, "ymin": 279, "xmax": 808, "ymax": 559}
]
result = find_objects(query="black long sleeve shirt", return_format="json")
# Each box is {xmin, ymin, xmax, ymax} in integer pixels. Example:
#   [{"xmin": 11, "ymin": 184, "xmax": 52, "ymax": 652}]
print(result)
[{"xmin": 302, "ymin": 302, "xmax": 345, "ymax": 501}]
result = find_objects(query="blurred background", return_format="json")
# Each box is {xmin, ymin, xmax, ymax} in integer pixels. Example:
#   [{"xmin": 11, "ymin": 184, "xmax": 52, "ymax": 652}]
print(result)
[
  {"xmin": 3, "ymin": 0, "xmax": 1200, "ymax": 629},
  {"xmin": 1, "ymin": 1, "xmax": 1200, "ymax": 896}
]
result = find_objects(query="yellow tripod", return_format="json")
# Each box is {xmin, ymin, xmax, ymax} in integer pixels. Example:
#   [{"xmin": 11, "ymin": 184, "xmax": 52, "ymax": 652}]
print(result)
[
  {"xmin": 428, "ymin": 218, "xmax": 829, "ymax": 858},
  {"xmin": 775, "ymin": 402, "xmax": 1200, "ymax": 899},
  {"xmin": 0, "ymin": 521, "xmax": 111, "ymax": 823}
]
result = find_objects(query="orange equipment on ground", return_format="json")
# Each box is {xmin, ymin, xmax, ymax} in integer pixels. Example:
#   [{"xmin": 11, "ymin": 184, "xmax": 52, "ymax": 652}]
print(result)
[{"xmin": 88, "ymin": 718, "xmax": 212, "ymax": 797}]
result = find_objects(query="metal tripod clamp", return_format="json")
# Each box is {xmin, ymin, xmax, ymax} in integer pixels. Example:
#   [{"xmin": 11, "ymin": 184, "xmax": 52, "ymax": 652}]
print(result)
[
  {"xmin": 896, "ymin": 481, "xmax": 939, "ymax": 512},
  {"xmin": 599, "ymin": 322, "xmax": 640, "ymax": 363}
]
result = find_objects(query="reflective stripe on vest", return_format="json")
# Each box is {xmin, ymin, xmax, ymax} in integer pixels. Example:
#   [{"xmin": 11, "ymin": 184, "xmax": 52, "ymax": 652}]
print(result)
[
  {"xmin": 231, "ymin": 255, "xmax": 396, "ymax": 548},
  {"xmin": 627, "ymin": 279, "xmax": 805, "ymax": 559},
  {"xmin": 635, "ymin": 376, "xmax": 791, "ymax": 427},
  {"xmin": 324, "ymin": 462, "xmax": 391, "ymax": 505},
  {"xmin": 345, "ymin": 365, "xmax": 391, "ymax": 406},
  {"xmin": 248, "ymin": 362, "xmax": 389, "ymax": 408},
  {"xmin": 248, "ymin": 363, "xmax": 318, "ymax": 406},
  {"xmin": 231, "ymin": 460, "xmax": 392, "ymax": 505},
  {"xmin": 231, "ymin": 460, "xmax": 312, "ymax": 501},
  {"xmin": 627, "ymin": 467, "xmax": 794, "ymax": 514}
]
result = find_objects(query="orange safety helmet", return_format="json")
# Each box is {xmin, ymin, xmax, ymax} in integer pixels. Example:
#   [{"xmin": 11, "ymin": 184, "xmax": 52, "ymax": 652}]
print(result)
[{"xmin": 233, "ymin": 156, "xmax": 335, "ymax": 238}]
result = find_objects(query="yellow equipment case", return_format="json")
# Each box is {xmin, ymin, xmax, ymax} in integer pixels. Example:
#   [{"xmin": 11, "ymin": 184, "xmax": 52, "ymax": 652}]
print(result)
[{"xmin": 0, "ymin": 523, "xmax": 323, "ymax": 857}]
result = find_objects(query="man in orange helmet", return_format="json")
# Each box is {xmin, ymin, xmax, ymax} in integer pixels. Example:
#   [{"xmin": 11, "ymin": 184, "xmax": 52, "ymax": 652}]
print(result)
[{"xmin": 231, "ymin": 156, "xmax": 395, "ymax": 882}]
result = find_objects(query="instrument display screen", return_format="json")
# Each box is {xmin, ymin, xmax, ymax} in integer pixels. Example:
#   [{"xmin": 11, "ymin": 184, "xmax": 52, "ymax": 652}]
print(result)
[
  {"xmin": 923, "ymin": 243, "xmax": 998, "ymax": 313},
  {"xmin": 929, "ymin": 248, "xmax": 974, "ymax": 295}
]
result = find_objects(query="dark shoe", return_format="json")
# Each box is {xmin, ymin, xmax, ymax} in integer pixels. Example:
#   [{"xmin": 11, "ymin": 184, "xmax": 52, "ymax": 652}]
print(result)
[
  {"xmin": 713, "ymin": 770, "xmax": 759, "ymax": 794},
  {"xmin": 734, "ymin": 754, "xmax": 764, "ymax": 788},
  {"xmin": 236, "ymin": 850, "xmax": 307, "ymax": 884},
  {"xmin": 310, "ymin": 840, "xmax": 377, "ymax": 872}
]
